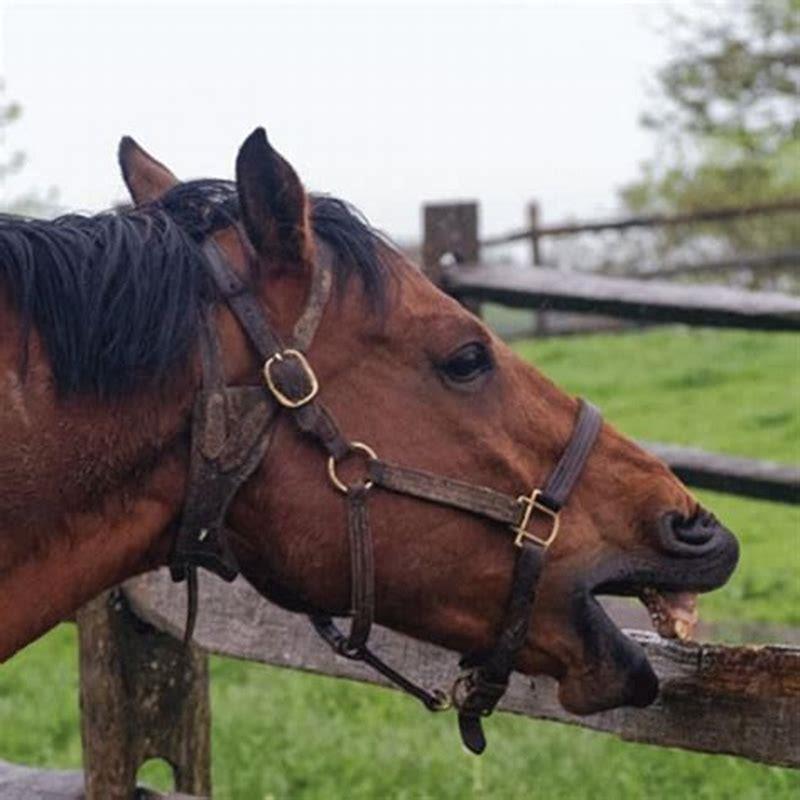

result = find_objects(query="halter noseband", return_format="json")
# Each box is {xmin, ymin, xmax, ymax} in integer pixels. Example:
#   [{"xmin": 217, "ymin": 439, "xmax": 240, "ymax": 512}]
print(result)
[{"xmin": 169, "ymin": 237, "xmax": 602, "ymax": 754}]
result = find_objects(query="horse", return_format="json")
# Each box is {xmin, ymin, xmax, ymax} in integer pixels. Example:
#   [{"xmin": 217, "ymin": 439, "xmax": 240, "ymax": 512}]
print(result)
[{"xmin": 0, "ymin": 128, "xmax": 738, "ymax": 750}]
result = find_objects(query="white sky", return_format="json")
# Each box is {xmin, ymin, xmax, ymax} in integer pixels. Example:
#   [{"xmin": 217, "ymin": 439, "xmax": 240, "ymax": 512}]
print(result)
[{"xmin": 1, "ymin": 0, "xmax": 678, "ymax": 241}]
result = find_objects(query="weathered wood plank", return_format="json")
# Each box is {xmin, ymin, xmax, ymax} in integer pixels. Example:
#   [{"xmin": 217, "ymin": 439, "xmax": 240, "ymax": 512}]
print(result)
[
  {"xmin": 0, "ymin": 759, "xmax": 204, "ymax": 800},
  {"xmin": 124, "ymin": 570, "xmax": 800, "ymax": 769},
  {"xmin": 444, "ymin": 264, "xmax": 800, "ymax": 330},
  {"xmin": 481, "ymin": 198, "xmax": 800, "ymax": 246},
  {"xmin": 422, "ymin": 202, "xmax": 479, "ymax": 286},
  {"xmin": 0, "ymin": 760, "xmax": 85, "ymax": 800},
  {"xmin": 644, "ymin": 249, "xmax": 800, "ymax": 280},
  {"xmin": 641, "ymin": 441, "xmax": 800, "ymax": 504},
  {"xmin": 77, "ymin": 591, "xmax": 211, "ymax": 800}
]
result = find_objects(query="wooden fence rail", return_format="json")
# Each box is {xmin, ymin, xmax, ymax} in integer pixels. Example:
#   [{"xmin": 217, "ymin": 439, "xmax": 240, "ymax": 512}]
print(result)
[
  {"xmin": 641, "ymin": 442, "xmax": 800, "ymax": 504},
  {"xmin": 444, "ymin": 263, "xmax": 800, "ymax": 331},
  {"xmin": 481, "ymin": 198, "xmax": 800, "ymax": 247},
  {"xmin": 120, "ymin": 570, "xmax": 800, "ymax": 771},
  {"xmin": 643, "ymin": 249, "xmax": 800, "ymax": 280},
  {"xmin": 0, "ymin": 760, "xmax": 199, "ymax": 800}
]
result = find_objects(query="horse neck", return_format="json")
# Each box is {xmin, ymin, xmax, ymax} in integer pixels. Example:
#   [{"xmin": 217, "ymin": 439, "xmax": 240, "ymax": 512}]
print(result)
[
  {"xmin": 0, "ymin": 455, "xmax": 187, "ymax": 662},
  {"xmin": 0, "ymin": 361, "xmax": 198, "ymax": 663},
  {"xmin": 0, "ymin": 369, "xmax": 196, "ymax": 661},
  {"xmin": 0, "ymin": 245, "xmax": 275, "ymax": 661}
]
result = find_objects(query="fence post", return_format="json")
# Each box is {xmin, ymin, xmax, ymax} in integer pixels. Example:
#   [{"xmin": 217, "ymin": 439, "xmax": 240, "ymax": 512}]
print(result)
[
  {"xmin": 77, "ymin": 589, "xmax": 211, "ymax": 800},
  {"xmin": 528, "ymin": 200, "xmax": 549, "ymax": 335},
  {"xmin": 422, "ymin": 201, "xmax": 481, "ymax": 316},
  {"xmin": 528, "ymin": 201, "xmax": 542, "ymax": 267}
]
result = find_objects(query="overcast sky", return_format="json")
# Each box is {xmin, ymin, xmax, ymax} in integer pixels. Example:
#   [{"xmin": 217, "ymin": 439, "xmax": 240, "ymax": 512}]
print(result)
[{"xmin": 1, "ymin": 0, "xmax": 680, "ymax": 240}]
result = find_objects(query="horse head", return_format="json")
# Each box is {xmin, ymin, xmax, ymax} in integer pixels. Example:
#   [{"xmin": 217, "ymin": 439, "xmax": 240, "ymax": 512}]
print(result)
[{"xmin": 116, "ymin": 129, "xmax": 738, "ymax": 729}]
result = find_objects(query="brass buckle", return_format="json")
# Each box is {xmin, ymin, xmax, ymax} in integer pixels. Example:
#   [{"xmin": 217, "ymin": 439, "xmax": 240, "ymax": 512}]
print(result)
[
  {"xmin": 512, "ymin": 489, "xmax": 560, "ymax": 548},
  {"xmin": 263, "ymin": 349, "xmax": 319, "ymax": 408},
  {"xmin": 328, "ymin": 442, "xmax": 378, "ymax": 494}
]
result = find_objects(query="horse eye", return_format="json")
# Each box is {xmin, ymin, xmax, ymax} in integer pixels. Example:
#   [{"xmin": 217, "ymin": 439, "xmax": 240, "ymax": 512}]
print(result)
[{"xmin": 440, "ymin": 342, "xmax": 493, "ymax": 384}]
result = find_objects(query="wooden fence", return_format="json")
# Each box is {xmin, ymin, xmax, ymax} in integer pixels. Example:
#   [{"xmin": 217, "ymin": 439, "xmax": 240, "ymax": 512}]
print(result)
[
  {"xmin": 56, "ymin": 568, "xmax": 799, "ymax": 799},
  {"xmin": 444, "ymin": 262, "xmax": 800, "ymax": 330},
  {"xmin": 476, "ymin": 198, "xmax": 800, "ymax": 338}
]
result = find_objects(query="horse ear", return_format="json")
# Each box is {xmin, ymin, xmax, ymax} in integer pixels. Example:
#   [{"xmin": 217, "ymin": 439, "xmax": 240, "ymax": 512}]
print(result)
[
  {"xmin": 118, "ymin": 136, "xmax": 179, "ymax": 205},
  {"xmin": 235, "ymin": 127, "xmax": 311, "ymax": 266}
]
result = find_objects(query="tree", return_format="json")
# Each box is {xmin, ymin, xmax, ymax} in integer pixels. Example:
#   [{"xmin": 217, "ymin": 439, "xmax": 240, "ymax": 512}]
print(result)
[
  {"xmin": 620, "ymin": 0, "xmax": 800, "ymax": 264},
  {"xmin": 0, "ymin": 82, "xmax": 58, "ymax": 216}
]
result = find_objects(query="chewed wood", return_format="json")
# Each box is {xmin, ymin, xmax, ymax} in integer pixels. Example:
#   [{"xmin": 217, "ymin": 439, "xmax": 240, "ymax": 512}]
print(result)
[{"xmin": 124, "ymin": 570, "xmax": 800, "ymax": 770}]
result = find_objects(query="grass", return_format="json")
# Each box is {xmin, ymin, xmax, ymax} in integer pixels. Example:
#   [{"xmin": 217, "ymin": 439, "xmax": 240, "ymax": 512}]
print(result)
[{"xmin": 1, "ymin": 327, "xmax": 798, "ymax": 798}]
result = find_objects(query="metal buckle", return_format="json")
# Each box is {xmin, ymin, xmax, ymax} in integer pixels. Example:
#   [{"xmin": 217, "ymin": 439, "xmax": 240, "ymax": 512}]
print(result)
[
  {"xmin": 512, "ymin": 489, "xmax": 560, "ymax": 548},
  {"xmin": 327, "ymin": 442, "xmax": 378, "ymax": 494},
  {"xmin": 428, "ymin": 688, "xmax": 452, "ymax": 712},
  {"xmin": 263, "ymin": 349, "xmax": 319, "ymax": 408}
]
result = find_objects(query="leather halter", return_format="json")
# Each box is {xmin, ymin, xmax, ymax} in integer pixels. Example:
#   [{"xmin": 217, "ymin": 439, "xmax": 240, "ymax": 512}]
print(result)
[{"xmin": 170, "ymin": 236, "xmax": 602, "ymax": 754}]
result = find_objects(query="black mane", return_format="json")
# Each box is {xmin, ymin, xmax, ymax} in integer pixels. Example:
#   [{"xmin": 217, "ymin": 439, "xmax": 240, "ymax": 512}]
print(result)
[{"xmin": 0, "ymin": 180, "xmax": 392, "ymax": 397}]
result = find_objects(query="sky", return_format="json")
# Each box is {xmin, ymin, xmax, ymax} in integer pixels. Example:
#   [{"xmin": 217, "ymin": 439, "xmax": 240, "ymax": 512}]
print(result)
[{"xmin": 1, "ymin": 0, "xmax": 679, "ymax": 241}]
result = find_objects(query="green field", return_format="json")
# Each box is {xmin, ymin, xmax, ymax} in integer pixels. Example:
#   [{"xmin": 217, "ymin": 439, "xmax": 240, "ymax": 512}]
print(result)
[{"xmin": 1, "ymin": 327, "xmax": 798, "ymax": 798}]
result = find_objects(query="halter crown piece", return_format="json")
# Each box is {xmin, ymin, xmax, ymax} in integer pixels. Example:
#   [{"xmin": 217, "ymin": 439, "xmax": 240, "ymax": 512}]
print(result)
[{"xmin": 169, "ymin": 237, "xmax": 602, "ymax": 755}]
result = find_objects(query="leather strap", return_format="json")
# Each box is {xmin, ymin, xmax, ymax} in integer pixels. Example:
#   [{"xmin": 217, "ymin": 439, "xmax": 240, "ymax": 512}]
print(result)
[
  {"xmin": 202, "ymin": 240, "xmax": 284, "ymax": 361},
  {"xmin": 345, "ymin": 483, "xmax": 375, "ymax": 651},
  {"xmin": 204, "ymin": 239, "xmax": 351, "ymax": 461},
  {"xmin": 538, "ymin": 401, "xmax": 603, "ymax": 510},
  {"xmin": 449, "ymin": 400, "xmax": 602, "ymax": 753},
  {"xmin": 369, "ymin": 401, "xmax": 602, "ymax": 528},
  {"xmin": 170, "ymin": 314, "xmax": 280, "ymax": 641},
  {"xmin": 309, "ymin": 615, "xmax": 450, "ymax": 710},
  {"xmin": 292, "ymin": 239, "xmax": 334, "ymax": 351},
  {"xmin": 368, "ymin": 461, "xmax": 522, "ymax": 525},
  {"xmin": 455, "ymin": 542, "xmax": 542, "ymax": 753}
]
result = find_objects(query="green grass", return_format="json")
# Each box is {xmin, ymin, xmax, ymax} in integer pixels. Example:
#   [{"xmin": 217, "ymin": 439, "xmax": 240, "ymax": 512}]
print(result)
[{"xmin": 1, "ymin": 328, "xmax": 798, "ymax": 798}]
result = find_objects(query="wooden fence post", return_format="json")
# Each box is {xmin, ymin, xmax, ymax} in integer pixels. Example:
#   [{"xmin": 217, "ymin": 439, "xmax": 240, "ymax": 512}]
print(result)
[
  {"xmin": 528, "ymin": 200, "xmax": 549, "ymax": 335},
  {"xmin": 422, "ymin": 202, "xmax": 481, "ymax": 316},
  {"xmin": 527, "ymin": 201, "xmax": 542, "ymax": 267},
  {"xmin": 77, "ymin": 589, "xmax": 211, "ymax": 800}
]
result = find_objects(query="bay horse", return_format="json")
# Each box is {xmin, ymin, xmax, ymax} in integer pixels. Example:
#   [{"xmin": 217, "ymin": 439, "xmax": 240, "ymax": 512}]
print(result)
[{"xmin": 0, "ymin": 129, "xmax": 737, "ymax": 750}]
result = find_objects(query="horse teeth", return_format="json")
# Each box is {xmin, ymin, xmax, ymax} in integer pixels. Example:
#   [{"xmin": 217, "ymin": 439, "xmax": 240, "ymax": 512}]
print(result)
[{"xmin": 674, "ymin": 620, "xmax": 690, "ymax": 641}]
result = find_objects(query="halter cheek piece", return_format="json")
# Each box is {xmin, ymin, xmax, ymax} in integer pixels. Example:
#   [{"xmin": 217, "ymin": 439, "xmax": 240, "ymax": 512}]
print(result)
[{"xmin": 169, "ymin": 238, "xmax": 602, "ymax": 755}]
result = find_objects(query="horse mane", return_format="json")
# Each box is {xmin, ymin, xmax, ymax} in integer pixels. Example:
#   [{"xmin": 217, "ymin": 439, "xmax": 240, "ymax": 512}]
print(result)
[{"xmin": 0, "ymin": 180, "xmax": 393, "ymax": 398}]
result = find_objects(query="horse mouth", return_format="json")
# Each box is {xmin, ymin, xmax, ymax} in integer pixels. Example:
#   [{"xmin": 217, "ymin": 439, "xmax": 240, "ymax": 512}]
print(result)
[
  {"xmin": 543, "ymin": 525, "xmax": 739, "ymax": 716},
  {"xmin": 596, "ymin": 511, "xmax": 740, "ymax": 641},
  {"xmin": 594, "ymin": 556, "xmax": 735, "ymax": 643}
]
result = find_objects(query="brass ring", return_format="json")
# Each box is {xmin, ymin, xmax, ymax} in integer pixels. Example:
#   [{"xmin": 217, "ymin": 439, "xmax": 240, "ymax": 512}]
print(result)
[
  {"xmin": 429, "ymin": 688, "xmax": 452, "ymax": 712},
  {"xmin": 327, "ymin": 442, "xmax": 378, "ymax": 494}
]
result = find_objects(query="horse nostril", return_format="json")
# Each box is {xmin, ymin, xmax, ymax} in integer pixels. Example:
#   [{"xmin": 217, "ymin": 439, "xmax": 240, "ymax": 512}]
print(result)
[
  {"xmin": 657, "ymin": 511, "xmax": 723, "ymax": 557},
  {"xmin": 671, "ymin": 511, "xmax": 717, "ymax": 546}
]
